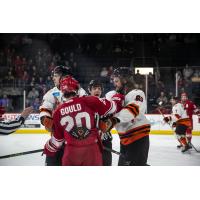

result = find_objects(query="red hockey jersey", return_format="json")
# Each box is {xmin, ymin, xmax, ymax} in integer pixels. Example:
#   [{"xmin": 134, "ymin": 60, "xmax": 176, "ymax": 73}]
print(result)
[
  {"xmin": 44, "ymin": 95, "xmax": 123, "ymax": 155},
  {"xmin": 182, "ymin": 100, "xmax": 197, "ymax": 119}
]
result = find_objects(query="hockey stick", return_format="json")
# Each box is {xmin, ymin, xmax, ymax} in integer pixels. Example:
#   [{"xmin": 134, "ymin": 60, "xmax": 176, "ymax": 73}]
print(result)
[
  {"xmin": 103, "ymin": 146, "xmax": 126, "ymax": 158},
  {"xmin": 158, "ymin": 108, "xmax": 200, "ymax": 153},
  {"xmin": 0, "ymin": 149, "xmax": 44, "ymax": 159},
  {"xmin": 188, "ymin": 142, "xmax": 200, "ymax": 153}
]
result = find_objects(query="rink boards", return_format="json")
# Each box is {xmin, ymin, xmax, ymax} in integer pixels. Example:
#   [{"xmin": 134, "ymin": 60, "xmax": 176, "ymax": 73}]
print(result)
[{"xmin": 2, "ymin": 113, "xmax": 199, "ymax": 135}]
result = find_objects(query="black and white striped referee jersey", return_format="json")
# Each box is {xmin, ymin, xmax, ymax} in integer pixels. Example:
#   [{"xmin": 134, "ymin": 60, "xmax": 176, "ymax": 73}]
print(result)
[{"xmin": 0, "ymin": 116, "xmax": 25, "ymax": 135}]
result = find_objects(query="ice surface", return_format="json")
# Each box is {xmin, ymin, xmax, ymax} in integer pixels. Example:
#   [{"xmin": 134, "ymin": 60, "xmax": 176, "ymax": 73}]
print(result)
[{"xmin": 0, "ymin": 134, "xmax": 200, "ymax": 166}]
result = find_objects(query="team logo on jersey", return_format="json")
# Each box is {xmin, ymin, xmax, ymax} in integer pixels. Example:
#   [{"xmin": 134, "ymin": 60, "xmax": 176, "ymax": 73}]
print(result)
[{"xmin": 70, "ymin": 126, "xmax": 90, "ymax": 140}]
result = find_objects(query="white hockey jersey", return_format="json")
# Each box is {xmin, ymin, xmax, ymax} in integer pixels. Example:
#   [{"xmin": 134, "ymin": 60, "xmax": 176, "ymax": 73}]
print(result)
[
  {"xmin": 113, "ymin": 89, "xmax": 150, "ymax": 145},
  {"xmin": 170, "ymin": 103, "xmax": 191, "ymax": 127},
  {"xmin": 39, "ymin": 86, "xmax": 87, "ymax": 119}
]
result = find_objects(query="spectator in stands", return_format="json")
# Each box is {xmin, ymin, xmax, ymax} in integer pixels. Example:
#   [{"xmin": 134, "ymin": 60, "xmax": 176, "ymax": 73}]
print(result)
[
  {"xmin": 14, "ymin": 55, "xmax": 22, "ymax": 68},
  {"xmin": 156, "ymin": 80, "xmax": 165, "ymax": 95},
  {"xmin": 45, "ymin": 76, "xmax": 53, "ymax": 90},
  {"xmin": 183, "ymin": 64, "xmax": 193, "ymax": 81},
  {"xmin": 4, "ymin": 70, "xmax": 15, "ymax": 86},
  {"xmin": 192, "ymin": 69, "xmax": 200, "ymax": 79},
  {"xmin": 107, "ymin": 66, "xmax": 114, "ymax": 76},
  {"xmin": 32, "ymin": 97, "xmax": 40, "ymax": 112},
  {"xmin": 134, "ymin": 69, "xmax": 143, "ymax": 84},
  {"xmin": 21, "ymin": 70, "xmax": 30, "ymax": 86},
  {"xmin": 100, "ymin": 67, "xmax": 108, "ymax": 77},
  {"xmin": 48, "ymin": 62, "xmax": 56, "ymax": 73},
  {"xmin": 0, "ymin": 94, "xmax": 13, "ymax": 112},
  {"xmin": 27, "ymin": 87, "xmax": 39, "ymax": 104},
  {"xmin": 156, "ymin": 91, "xmax": 168, "ymax": 106}
]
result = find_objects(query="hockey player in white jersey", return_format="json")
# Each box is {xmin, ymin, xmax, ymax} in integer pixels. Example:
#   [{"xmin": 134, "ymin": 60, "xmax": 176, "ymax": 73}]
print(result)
[
  {"xmin": 105, "ymin": 67, "xmax": 151, "ymax": 166},
  {"xmin": 39, "ymin": 65, "xmax": 87, "ymax": 165},
  {"xmin": 163, "ymin": 96, "xmax": 192, "ymax": 152}
]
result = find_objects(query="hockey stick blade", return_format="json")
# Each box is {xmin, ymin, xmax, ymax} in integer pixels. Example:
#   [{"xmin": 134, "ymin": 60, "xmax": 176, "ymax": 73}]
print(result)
[
  {"xmin": 0, "ymin": 149, "xmax": 44, "ymax": 159},
  {"xmin": 189, "ymin": 142, "xmax": 200, "ymax": 153}
]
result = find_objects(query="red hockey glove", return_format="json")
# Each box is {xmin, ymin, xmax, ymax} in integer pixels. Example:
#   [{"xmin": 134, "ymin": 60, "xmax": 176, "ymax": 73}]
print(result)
[
  {"xmin": 43, "ymin": 139, "xmax": 57, "ymax": 157},
  {"xmin": 99, "ymin": 117, "xmax": 120, "ymax": 133}
]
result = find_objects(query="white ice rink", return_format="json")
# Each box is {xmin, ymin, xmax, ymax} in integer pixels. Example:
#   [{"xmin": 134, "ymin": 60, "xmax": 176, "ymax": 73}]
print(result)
[{"xmin": 0, "ymin": 133, "xmax": 200, "ymax": 166}]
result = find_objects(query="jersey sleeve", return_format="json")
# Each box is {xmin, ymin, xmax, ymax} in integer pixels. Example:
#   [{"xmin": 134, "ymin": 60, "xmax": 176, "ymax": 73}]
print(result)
[
  {"xmin": 172, "ymin": 104, "xmax": 182, "ymax": 121},
  {"xmin": 43, "ymin": 109, "xmax": 64, "ymax": 156},
  {"xmin": 39, "ymin": 90, "xmax": 56, "ymax": 118},
  {"xmin": 0, "ymin": 117, "xmax": 24, "ymax": 135},
  {"xmin": 114, "ymin": 90, "xmax": 146, "ymax": 123},
  {"xmin": 83, "ymin": 96, "xmax": 120, "ymax": 117}
]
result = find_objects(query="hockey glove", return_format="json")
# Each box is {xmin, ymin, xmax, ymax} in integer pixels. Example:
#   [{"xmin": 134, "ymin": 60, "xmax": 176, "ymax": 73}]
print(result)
[
  {"xmin": 111, "ymin": 93, "xmax": 125, "ymax": 112},
  {"xmin": 172, "ymin": 122, "xmax": 177, "ymax": 128},
  {"xmin": 99, "ymin": 117, "xmax": 120, "ymax": 133},
  {"xmin": 41, "ymin": 116, "xmax": 53, "ymax": 132},
  {"xmin": 163, "ymin": 116, "xmax": 171, "ymax": 123}
]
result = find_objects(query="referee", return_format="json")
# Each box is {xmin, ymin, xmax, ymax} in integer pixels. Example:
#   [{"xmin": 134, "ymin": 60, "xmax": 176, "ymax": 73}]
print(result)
[{"xmin": 0, "ymin": 106, "xmax": 33, "ymax": 135}]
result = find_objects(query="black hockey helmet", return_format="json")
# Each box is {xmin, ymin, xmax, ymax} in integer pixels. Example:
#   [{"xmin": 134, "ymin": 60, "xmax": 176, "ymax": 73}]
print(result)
[
  {"xmin": 51, "ymin": 65, "xmax": 73, "ymax": 78},
  {"xmin": 88, "ymin": 79, "xmax": 104, "ymax": 92}
]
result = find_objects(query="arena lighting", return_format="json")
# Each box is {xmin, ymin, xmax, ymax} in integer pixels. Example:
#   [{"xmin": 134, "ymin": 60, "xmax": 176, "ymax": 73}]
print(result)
[{"xmin": 135, "ymin": 67, "xmax": 154, "ymax": 113}]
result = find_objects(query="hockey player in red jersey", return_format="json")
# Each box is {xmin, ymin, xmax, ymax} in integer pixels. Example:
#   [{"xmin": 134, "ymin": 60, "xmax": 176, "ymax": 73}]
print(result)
[
  {"xmin": 43, "ymin": 76, "xmax": 124, "ymax": 166},
  {"xmin": 180, "ymin": 92, "xmax": 200, "ymax": 145}
]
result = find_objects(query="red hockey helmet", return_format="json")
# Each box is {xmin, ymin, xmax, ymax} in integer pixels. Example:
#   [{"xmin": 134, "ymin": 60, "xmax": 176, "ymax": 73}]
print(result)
[
  {"xmin": 0, "ymin": 106, "xmax": 5, "ymax": 118},
  {"xmin": 59, "ymin": 76, "xmax": 79, "ymax": 94}
]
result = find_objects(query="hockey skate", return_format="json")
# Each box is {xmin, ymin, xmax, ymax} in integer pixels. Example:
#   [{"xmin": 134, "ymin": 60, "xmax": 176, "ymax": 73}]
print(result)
[
  {"xmin": 177, "ymin": 144, "xmax": 182, "ymax": 148},
  {"xmin": 181, "ymin": 145, "xmax": 191, "ymax": 153}
]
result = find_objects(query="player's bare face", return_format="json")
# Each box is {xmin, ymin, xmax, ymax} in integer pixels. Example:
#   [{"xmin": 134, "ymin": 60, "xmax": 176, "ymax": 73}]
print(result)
[
  {"xmin": 181, "ymin": 96, "xmax": 187, "ymax": 102},
  {"xmin": 170, "ymin": 99, "xmax": 176, "ymax": 106},
  {"xmin": 113, "ymin": 77, "xmax": 122, "ymax": 91},
  {"xmin": 90, "ymin": 86, "xmax": 102, "ymax": 97},
  {"xmin": 52, "ymin": 74, "xmax": 61, "ymax": 87}
]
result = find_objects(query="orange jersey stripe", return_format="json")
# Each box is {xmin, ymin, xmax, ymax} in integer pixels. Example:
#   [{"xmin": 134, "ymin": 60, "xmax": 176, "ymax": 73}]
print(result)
[
  {"xmin": 118, "ymin": 124, "xmax": 150, "ymax": 145},
  {"xmin": 177, "ymin": 118, "xmax": 191, "ymax": 127},
  {"xmin": 120, "ymin": 132, "xmax": 149, "ymax": 145},
  {"xmin": 124, "ymin": 103, "xmax": 139, "ymax": 117}
]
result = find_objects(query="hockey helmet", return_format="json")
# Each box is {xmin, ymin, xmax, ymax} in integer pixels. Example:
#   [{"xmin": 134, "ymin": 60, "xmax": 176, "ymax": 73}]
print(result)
[
  {"xmin": 51, "ymin": 66, "xmax": 73, "ymax": 78},
  {"xmin": 59, "ymin": 76, "xmax": 79, "ymax": 94},
  {"xmin": 88, "ymin": 79, "xmax": 104, "ymax": 92}
]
